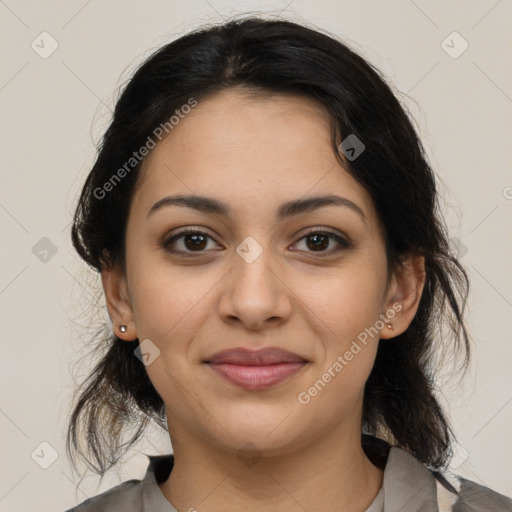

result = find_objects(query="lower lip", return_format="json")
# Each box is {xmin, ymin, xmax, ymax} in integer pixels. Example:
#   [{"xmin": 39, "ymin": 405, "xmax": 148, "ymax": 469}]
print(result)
[{"xmin": 207, "ymin": 362, "xmax": 307, "ymax": 390}]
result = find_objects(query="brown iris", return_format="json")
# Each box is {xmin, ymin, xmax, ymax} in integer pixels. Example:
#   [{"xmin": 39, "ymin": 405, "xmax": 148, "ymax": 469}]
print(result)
[
  {"xmin": 306, "ymin": 233, "xmax": 329, "ymax": 251},
  {"xmin": 184, "ymin": 233, "xmax": 208, "ymax": 251}
]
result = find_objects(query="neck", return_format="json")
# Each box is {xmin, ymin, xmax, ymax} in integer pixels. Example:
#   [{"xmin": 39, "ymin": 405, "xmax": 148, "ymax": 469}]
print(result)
[{"xmin": 159, "ymin": 421, "xmax": 384, "ymax": 512}]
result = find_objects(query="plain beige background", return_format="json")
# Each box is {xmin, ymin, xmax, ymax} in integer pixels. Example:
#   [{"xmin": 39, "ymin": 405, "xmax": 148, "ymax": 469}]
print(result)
[{"xmin": 0, "ymin": 1, "xmax": 511, "ymax": 510}]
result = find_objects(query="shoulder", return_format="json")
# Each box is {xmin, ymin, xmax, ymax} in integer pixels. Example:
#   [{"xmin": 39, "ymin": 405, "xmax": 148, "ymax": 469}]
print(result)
[
  {"xmin": 62, "ymin": 453, "xmax": 175, "ymax": 512},
  {"xmin": 363, "ymin": 436, "xmax": 512, "ymax": 511},
  {"xmin": 62, "ymin": 478, "xmax": 142, "ymax": 512},
  {"xmin": 435, "ymin": 472, "xmax": 512, "ymax": 512}
]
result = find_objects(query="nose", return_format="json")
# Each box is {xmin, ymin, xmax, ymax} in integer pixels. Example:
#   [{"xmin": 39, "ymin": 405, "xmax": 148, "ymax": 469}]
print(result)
[{"xmin": 218, "ymin": 243, "xmax": 292, "ymax": 331}]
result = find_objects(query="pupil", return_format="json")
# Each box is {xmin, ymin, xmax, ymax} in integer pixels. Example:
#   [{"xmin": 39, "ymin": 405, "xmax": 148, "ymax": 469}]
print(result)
[
  {"xmin": 308, "ymin": 234, "xmax": 328, "ymax": 251},
  {"xmin": 185, "ymin": 234, "xmax": 206, "ymax": 250}
]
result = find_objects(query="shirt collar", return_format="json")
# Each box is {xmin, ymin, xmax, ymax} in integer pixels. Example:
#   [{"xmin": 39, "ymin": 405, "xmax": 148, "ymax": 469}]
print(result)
[
  {"xmin": 382, "ymin": 447, "xmax": 439, "ymax": 512},
  {"xmin": 141, "ymin": 454, "xmax": 177, "ymax": 511}
]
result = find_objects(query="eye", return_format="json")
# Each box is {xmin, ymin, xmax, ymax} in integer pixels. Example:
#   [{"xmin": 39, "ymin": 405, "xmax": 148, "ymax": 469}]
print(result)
[
  {"xmin": 162, "ymin": 228, "xmax": 221, "ymax": 256},
  {"xmin": 292, "ymin": 229, "xmax": 350, "ymax": 255},
  {"xmin": 162, "ymin": 228, "xmax": 350, "ymax": 257}
]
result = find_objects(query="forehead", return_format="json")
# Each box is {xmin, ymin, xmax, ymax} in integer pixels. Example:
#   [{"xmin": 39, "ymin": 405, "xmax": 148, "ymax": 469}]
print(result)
[
  {"xmin": 131, "ymin": 88, "xmax": 378, "ymax": 226},
  {"xmin": 140, "ymin": 87, "xmax": 335, "ymax": 177}
]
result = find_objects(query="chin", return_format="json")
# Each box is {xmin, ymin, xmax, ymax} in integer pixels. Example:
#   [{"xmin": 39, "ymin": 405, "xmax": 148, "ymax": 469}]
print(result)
[{"xmin": 209, "ymin": 405, "xmax": 306, "ymax": 454}]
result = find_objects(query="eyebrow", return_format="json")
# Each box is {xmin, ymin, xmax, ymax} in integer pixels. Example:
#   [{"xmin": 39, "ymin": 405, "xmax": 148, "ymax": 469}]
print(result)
[{"xmin": 147, "ymin": 194, "xmax": 366, "ymax": 223}]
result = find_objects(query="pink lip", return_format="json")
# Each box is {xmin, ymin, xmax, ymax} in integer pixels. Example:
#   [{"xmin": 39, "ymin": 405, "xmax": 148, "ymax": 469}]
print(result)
[{"xmin": 205, "ymin": 347, "xmax": 308, "ymax": 390}]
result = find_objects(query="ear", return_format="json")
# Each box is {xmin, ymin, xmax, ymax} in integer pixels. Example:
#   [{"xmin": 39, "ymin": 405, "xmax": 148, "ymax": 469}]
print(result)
[
  {"xmin": 101, "ymin": 264, "xmax": 137, "ymax": 341},
  {"xmin": 379, "ymin": 254, "xmax": 426, "ymax": 340}
]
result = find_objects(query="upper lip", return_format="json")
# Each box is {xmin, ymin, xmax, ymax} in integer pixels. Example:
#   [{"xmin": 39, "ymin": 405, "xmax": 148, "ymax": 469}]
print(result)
[{"xmin": 205, "ymin": 347, "xmax": 307, "ymax": 365}]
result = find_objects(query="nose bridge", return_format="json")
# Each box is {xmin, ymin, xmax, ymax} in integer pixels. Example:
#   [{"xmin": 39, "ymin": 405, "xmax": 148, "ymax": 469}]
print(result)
[
  {"xmin": 233, "ymin": 234, "xmax": 277, "ymax": 297},
  {"xmin": 219, "ymin": 234, "xmax": 291, "ymax": 327}
]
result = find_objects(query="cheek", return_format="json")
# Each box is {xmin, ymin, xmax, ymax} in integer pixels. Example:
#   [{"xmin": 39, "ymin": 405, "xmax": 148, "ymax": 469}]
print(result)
[
  {"xmin": 128, "ymin": 264, "xmax": 214, "ymax": 410},
  {"xmin": 292, "ymin": 277, "xmax": 385, "ymax": 427},
  {"xmin": 128, "ymin": 258, "xmax": 214, "ymax": 341},
  {"xmin": 293, "ymin": 255, "xmax": 388, "ymax": 398},
  {"xmin": 298, "ymin": 259, "xmax": 388, "ymax": 345}
]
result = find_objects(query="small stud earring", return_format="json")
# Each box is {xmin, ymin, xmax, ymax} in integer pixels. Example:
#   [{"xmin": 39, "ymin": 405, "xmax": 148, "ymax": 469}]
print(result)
[
  {"xmin": 386, "ymin": 323, "xmax": 393, "ymax": 330},
  {"xmin": 120, "ymin": 325, "xmax": 127, "ymax": 333}
]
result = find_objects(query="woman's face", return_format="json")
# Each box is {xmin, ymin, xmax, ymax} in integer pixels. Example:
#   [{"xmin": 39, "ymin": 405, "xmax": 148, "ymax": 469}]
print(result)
[{"xmin": 105, "ymin": 88, "xmax": 416, "ymax": 457}]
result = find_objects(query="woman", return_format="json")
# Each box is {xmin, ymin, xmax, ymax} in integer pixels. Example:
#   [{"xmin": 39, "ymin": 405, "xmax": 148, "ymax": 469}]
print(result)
[{"xmin": 64, "ymin": 16, "xmax": 512, "ymax": 512}]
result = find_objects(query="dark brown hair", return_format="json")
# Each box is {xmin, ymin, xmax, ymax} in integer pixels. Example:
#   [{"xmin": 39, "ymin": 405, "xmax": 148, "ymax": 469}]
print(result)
[{"xmin": 67, "ymin": 16, "xmax": 470, "ymax": 477}]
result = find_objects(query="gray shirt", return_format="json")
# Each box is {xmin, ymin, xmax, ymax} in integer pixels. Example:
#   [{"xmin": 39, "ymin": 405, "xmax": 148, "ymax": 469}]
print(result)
[{"xmin": 64, "ymin": 444, "xmax": 512, "ymax": 511}]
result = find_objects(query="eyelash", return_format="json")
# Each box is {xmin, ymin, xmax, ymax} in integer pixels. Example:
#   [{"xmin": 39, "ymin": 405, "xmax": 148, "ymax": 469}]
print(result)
[{"xmin": 162, "ymin": 227, "xmax": 351, "ymax": 258}]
